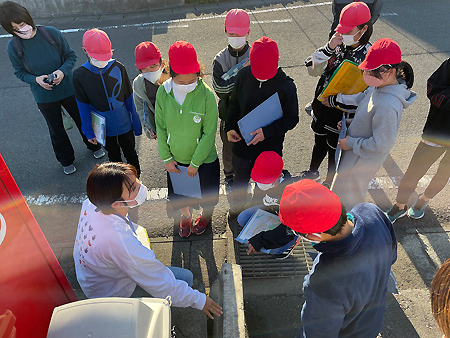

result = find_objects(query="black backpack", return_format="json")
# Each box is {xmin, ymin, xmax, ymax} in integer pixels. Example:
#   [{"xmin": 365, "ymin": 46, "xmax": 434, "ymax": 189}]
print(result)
[{"xmin": 12, "ymin": 25, "xmax": 63, "ymax": 74}]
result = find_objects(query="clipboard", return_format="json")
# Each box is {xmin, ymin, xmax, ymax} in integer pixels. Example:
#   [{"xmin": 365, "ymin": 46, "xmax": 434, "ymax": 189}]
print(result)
[
  {"xmin": 238, "ymin": 92, "xmax": 283, "ymax": 144},
  {"xmin": 91, "ymin": 112, "xmax": 106, "ymax": 146},
  {"xmin": 317, "ymin": 60, "xmax": 367, "ymax": 102},
  {"xmin": 143, "ymin": 100, "xmax": 156, "ymax": 134},
  {"xmin": 335, "ymin": 113, "xmax": 347, "ymax": 171},
  {"xmin": 221, "ymin": 57, "xmax": 249, "ymax": 81},
  {"xmin": 169, "ymin": 166, "xmax": 202, "ymax": 199}
]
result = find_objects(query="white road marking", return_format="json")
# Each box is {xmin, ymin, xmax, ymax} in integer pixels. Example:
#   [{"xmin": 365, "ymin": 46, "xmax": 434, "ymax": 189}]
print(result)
[{"xmin": 24, "ymin": 175, "xmax": 433, "ymax": 206}]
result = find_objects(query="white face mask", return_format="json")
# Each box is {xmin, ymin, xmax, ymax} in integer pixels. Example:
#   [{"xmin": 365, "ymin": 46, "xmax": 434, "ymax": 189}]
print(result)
[
  {"xmin": 342, "ymin": 29, "xmax": 361, "ymax": 46},
  {"xmin": 142, "ymin": 67, "xmax": 163, "ymax": 84},
  {"xmin": 90, "ymin": 57, "xmax": 109, "ymax": 69},
  {"xmin": 16, "ymin": 24, "xmax": 33, "ymax": 39},
  {"xmin": 256, "ymin": 181, "xmax": 276, "ymax": 191},
  {"xmin": 173, "ymin": 81, "xmax": 197, "ymax": 94},
  {"xmin": 121, "ymin": 183, "xmax": 148, "ymax": 208},
  {"xmin": 228, "ymin": 36, "xmax": 247, "ymax": 49}
]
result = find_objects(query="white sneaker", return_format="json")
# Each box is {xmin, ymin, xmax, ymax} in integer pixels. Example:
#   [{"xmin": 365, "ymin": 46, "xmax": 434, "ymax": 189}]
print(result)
[{"xmin": 63, "ymin": 164, "xmax": 76, "ymax": 175}]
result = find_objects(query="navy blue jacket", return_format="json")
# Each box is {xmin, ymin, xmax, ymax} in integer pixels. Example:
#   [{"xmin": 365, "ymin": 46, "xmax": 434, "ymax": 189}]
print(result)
[
  {"xmin": 73, "ymin": 59, "xmax": 142, "ymax": 139},
  {"xmin": 301, "ymin": 203, "xmax": 397, "ymax": 338}
]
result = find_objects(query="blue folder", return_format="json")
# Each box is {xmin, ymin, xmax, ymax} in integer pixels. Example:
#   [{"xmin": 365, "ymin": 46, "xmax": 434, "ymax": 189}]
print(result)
[
  {"xmin": 169, "ymin": 166, "xmax": 202, "ymax": 199},
  {"xmin": 238, "ymin": 92, "xmax": 283, "ymax": 144},
  {"xmin": 335, "ymin": 113, "xmax": 347, "ymax": 171}
]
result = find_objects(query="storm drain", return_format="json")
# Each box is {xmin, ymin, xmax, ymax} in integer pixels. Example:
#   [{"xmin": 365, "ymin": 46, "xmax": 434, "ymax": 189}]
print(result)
[{"xmin": 238, "ymin": 239, "xmax": 316, "ymax": 279}]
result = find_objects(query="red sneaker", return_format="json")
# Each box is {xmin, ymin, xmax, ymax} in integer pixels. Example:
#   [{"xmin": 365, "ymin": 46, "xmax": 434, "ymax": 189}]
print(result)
[
  {"xmin": 192, "ymin": 214, "xmax": 210, "ymax": 235},
  {"xmin": 179, "ymin": 215, "xmax": 192, "ymax": 238}
]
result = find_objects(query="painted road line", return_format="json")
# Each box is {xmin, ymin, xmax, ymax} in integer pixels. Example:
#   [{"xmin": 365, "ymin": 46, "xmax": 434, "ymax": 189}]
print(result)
[{"xmin": 23, "ymin": 175, "xmax": 435, "ymax": 206}]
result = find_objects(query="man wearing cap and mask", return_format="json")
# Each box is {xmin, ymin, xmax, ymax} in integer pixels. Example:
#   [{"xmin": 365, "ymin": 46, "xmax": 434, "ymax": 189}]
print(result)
[
  {"xmin": 225, "ymin": 36, "xmax": 299, "ymax": 214},
  {"xmin": 278, "ymin": 179, "xmax": 396, "ymax": 337},
  {"xmin": 73, "ymin": 29, "xmax": 142, "ymax": 176},
  {"xmin": 212, "ymin": 8, "xmax": 251, "ymax": 192}
]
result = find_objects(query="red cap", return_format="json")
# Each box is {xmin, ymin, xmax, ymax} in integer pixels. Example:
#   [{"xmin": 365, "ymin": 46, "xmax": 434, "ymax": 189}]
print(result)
[
  {"xmin": 279, "ymin": 179, "xmax": 342, "ymax": 233},
  {"xmin": 135, "ymin": 42, "xmax": 162, "ymax": 70},
  {"xmin": 225, "ymin": 9, "xmax": 250, "ymax": 36},
  {"xmin": 359, "ymin": 38, "xmax": 402, "ymax": 71},
  {"xmin": 250, "ymin": 36, "xmax": 279, "ymax": 80},
  {"xmin": 168, "ymin": 41, "xmax": 200, "ymax": 74},
  {"xmin": 335, "ymin": 2, "xmax": 371, "ymax": 34},
  {"xmin": 82, "ymin": 29, "xmax": 112, "ymax": 61},
  {"xmin": 251, "ymin": 151, "xmax": 283, "ymax": 184}
]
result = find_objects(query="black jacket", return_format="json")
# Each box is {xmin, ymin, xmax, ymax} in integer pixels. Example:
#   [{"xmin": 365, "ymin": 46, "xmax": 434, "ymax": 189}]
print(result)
[
  {"xmin": 225, "ymin": 67, "xmax": 299, "ymax": 162},
  {"xmin": 248, "ymin": 170, "xmax": 295, "ymax": 252},
  {"xmin": 423, "ymin": 58, "xmax": 450, "ymax": 147}
]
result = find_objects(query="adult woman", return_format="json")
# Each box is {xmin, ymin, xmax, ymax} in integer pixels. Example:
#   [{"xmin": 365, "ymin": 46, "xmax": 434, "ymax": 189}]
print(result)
[
  {"xmin": 155, "ymin": 41, "xmax": 219, "ymax": 237},
  {"xmin": 0, "ymin": 1, "xmax": 103, "ymax": 175}
]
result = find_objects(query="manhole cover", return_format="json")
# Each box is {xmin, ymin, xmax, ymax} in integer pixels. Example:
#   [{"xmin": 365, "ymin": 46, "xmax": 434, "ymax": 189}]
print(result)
[{"xmin": 238, "ymin": 239, "xmax": 316, "ymax": 279}]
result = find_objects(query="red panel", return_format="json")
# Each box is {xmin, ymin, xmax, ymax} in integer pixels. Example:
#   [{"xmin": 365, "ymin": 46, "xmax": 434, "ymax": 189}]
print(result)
[{"xmin": 0, "ymin": 154, "xmax": 77, "ymax": 337}]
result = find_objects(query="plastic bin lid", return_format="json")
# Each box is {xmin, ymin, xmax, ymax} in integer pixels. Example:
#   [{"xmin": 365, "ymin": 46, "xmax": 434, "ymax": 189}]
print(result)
[{"xmin": 46, "ymin": 297, "xmax": 171, "ymax": 338}]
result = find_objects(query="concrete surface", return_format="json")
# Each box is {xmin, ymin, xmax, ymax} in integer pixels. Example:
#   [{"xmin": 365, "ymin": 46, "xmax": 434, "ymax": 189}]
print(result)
[
  {"xmin": 1, "ymin": 0, "xmax": 450, "ymax": 337},
  {"xmin": 210, "ymin": 263, "xmax": 247, "ymax": 338}
]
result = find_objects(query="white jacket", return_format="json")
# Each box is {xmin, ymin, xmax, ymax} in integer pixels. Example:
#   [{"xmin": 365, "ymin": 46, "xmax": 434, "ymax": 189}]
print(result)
[{"xmin": 73, "ymin": 199, "xmax": 206, "ymax": 310}]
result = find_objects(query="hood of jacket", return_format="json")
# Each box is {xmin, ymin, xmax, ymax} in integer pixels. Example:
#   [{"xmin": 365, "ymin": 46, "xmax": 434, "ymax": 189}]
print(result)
[{"xmin": 376, "ymin": 80, "xmax": 417, "ymax": 110}]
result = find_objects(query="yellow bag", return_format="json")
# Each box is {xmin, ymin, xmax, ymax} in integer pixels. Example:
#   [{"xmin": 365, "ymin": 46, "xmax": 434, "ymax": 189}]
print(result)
[{"xmin": 317, "ymin": 60, "xmax": 367, "ymax": 102}]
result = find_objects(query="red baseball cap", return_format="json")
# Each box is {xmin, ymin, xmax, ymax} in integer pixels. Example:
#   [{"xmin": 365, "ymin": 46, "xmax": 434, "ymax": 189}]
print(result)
[
  {"xmin": 279, "ymin": 179, "xmax": 342, "ymax": 233},
  {"xmin": 169, "ymin": 41, "xmax": 200, "ymax": 74},
  {"xmin": 335, "ymin": 2, "xmax": 371, "ymax": 34},
  {"xmin": 250, "ymin": 36, "xmax": 279, "ymax": 80},
  {"xmin": 225, "ymin": 9, "xmax": 250, "ymax": 36},
  {"xmin": 83, "ymin": 29, "xmax": 112, "ymax": 61},
  {"xmin": 135, "ymin": 42, "xmax": 162, "ymax": 70},
  {"xmin": 251, "ymin": 151, "xmax": 283, "ymax": 184},
  {"xmin": 359, "ymin": 38, "xmax": 402, "ymax": 71}
]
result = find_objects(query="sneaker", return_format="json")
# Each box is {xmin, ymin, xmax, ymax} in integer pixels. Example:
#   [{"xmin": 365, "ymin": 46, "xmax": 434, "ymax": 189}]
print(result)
[
  {"xmin": 192, "ymin": 213, "xmax": 210, "ymax": 235},
  {"xmin": 93, "ymin": 148, "xmax": 106, "ymax": 159},
  {"xmin": 407, "ymin": 198, "xmax": 429, "ymax": 219},
  {"xmin": 385, "ymin": 204, "xmax": 407, "ymax": 223},
  {"xmin": 273, "ymin": 237, "xmax": 302, "ymax": 260},
  {"xmin": 179, "ymin": 215, "xmax": 192, "ymax": 238},
  {"xmin": 305, "ymin": 101, "xmax": 312, "ymax": 116},
  {"xmin": 299, "ymin": 170, "xmax": 320, "ymax": 181},
  {"xmin": 63, "ymin": 164, "xmax": 76, "ymax": 175},
  {"xmin": 322, "ymin": 181, "xmax": 331, "ymax": 189}
]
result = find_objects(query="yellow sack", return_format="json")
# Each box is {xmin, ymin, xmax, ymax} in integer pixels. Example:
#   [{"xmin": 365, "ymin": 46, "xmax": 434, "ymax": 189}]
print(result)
[{"xmin": 318, "ymin": 60, "xmax": 367, "ymax": 102}]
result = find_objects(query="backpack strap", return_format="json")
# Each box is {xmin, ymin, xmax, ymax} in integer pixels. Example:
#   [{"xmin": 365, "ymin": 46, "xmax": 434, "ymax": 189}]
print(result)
[
  {"xmin": 36, "ymin": 26, "xmax": 64, "ymax": 64},
  {"xmin": 12, "ymin": 36, "xmax": 33, "ymax": 74}
]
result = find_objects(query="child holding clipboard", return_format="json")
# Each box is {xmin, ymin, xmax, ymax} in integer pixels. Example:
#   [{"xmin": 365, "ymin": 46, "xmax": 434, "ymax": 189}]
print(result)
[{"xmin": 155, "ymin": 41, "xmax": 220, "ymax": 237}]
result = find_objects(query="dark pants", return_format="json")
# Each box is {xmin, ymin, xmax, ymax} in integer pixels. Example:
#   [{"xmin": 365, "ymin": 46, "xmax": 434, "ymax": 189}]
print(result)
[
  {"xmin": 219, "ymin": 120, "xmax": 234, "ymax": 176},
  {"xmin": 167, "ymin": 158, "xmax": 220, "ymax": 218},
  {"xmin": 397, "ymin": 141, "xmax": 450, "ymax": 204},
  {"xmin": 37, "ymin": 95, "xmax": 100, "ymax": 166},
  {"xmin": 230, "ymin": 154, "xmax": 255, "ymax": 212},
  {"xmin": 105, "ymin": 129, "xmax": 141, "ymax": 176},
  {"xmin": 309, "ymin": 132, "xmax": 338, "ymax": 183}
]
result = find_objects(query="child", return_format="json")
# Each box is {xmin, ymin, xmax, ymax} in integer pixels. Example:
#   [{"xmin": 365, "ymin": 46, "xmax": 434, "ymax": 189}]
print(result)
[
  {"xmin": 225, "ymin": 36, "xmax": 299, "ymax": 214},
  {"xmin": 302, "ymin": 2, "xmax": 373, "ymax": 187},
  {"xmin": 386, "ymin": 58, "xmax": 450, "ymax": 223},
  {"xmin": 237, "ymin": 151, "xmax": 298, "ymax": 260},
  {"xmin": 73, "ymin": 29, "xmax": 142, "ymax": 175},
  {"xmin": 0, "ymin": 1, "xmax": 104, "ymax": 175},
  {"xmin": 212, "ymin": 8, "xmax": 251, "ymax": 189},
  {"xmin": 430, "ymin": 258, "xmax": 450, "ymax": 338},
  {"xmin": 330, "ymin": 38, "xmax": 416, "ymax": 210},
  {"xmin": 155, "ymin": 41, "xmax": 220, "ymax": 237},
  {"xmin": 132, "ymin": 41, "xmax": 170, "ymax": 139},
  {"xmin": 73, "ymin": 162, "xmax": 222, "ymax": 320}
]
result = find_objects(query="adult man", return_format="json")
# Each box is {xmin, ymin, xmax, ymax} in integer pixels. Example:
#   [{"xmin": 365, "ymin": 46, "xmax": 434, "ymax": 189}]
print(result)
[
  {"xmin": 278, "ymin": 179, "xmax": 396, "ymax": 337},
  {"xmin": 73, "ymin": 162, "xmax": 222, "ymax": 319}
]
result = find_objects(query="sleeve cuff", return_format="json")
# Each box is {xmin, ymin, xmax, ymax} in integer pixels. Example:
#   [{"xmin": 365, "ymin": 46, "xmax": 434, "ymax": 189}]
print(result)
[
  {"xmin": 346, "ymin": 137, "xmax": 355, "ymax": 149},
  {"xmin": 190, "ymin": 161, "xmax": 200, "ymax": 169},
  {"xmin": 163, "ymin": 157, "xmax": 173, "ymax": 164}
]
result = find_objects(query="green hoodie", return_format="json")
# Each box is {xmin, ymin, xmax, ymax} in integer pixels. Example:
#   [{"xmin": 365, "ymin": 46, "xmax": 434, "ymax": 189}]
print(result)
[{"xmin": 155, "ymin": 78, "xmax": 218, "ymax": 168}]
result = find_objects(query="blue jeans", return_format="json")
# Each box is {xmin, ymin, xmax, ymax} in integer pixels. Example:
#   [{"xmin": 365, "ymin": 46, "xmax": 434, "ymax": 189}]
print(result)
[
  {"xmin": 237, "ymin": 205, "xmax": 263, "ymax": 227},
  {"xmin": 167, "ymin": 266, "xmax": 193, "ymax": 287}
]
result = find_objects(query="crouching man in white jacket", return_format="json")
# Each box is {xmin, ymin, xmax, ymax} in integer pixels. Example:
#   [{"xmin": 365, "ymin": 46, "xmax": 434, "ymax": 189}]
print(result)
[{"xmin": 73, "ymin": 162, "xmax": 222, "ymax": 319}]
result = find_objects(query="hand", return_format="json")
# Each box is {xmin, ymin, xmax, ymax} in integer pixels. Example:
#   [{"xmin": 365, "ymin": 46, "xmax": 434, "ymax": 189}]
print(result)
[
  {"xmin": 36, "ymin": 75, "xmax": 53, "ymax": 90},
  {"xmin": 165, "ymin": 160, "xmax": 181, "ymax": 173},
  {"xmin": 52, "ymin": 70, "xmax": 64, "ymax": 85},
  {"xmin": 338, "ymin": 136, "xmax": 349, "ymax": 150},
  {"xmin": 247, "ymin": 128, "xmax": 264, "ymax": 146},
  {"xmin": 202, "ymin": 296, "xmax": 223, "ymax": 320},
  {"xmin": 88, "ymin": 137, "xmax": 98, "ymax": 145},
  {"xmin": 144, "ymin": 127, "xmax": 157, "ymax": 139},
  {"xmin": 329, "ymin": 33, "xmax": 343, "ymax": 49},
  {"xmin": 320, "ymin": 96, "xmax": 331, "ymax": 107},
  {"xmin": 227, "ymin": 130, "xmax": 242, "ymax": 142},
  {"xmin": 247, "ymin": 242, "xmax": 257, "ymax": 255},
  {"xmin": 187, "ymin": 165, "xmax": 198, "ymax": 177},
  {"xmin": 337, "ymin": 120, "xmax": 342, "ymax": 130}
]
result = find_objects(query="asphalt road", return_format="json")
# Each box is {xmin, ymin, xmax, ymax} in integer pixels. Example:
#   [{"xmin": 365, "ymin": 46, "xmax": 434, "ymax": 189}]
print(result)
[{"xmin": 1, "ymin": 0, "xmax": 450, "ymax": 337}]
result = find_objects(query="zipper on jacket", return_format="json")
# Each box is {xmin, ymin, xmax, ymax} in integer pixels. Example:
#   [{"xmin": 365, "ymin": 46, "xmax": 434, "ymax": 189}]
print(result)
[{"xmin": 99, "ymin": 67, "xmax": 120, "ymax": 137}]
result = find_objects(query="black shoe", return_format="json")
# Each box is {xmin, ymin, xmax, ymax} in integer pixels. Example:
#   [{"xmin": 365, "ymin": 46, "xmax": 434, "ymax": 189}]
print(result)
[{"xmin": 299, "ymin": 170, "xmax": 320, "ymax": 181}]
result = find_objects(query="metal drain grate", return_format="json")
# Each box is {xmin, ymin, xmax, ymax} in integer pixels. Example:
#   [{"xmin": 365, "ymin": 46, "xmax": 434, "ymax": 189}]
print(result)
[{"xmin": 238, "ymin": 239, "xmax": 316, "ymax": 279}]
